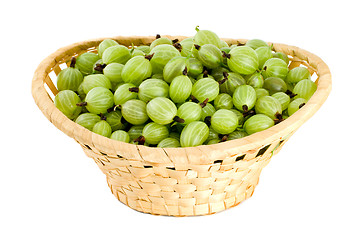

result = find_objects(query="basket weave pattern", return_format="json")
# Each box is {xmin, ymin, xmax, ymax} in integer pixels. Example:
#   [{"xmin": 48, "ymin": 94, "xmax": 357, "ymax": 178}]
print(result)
[{"xmin": 32, "ymin": 36, "xmax": 331, "ymax": 216}]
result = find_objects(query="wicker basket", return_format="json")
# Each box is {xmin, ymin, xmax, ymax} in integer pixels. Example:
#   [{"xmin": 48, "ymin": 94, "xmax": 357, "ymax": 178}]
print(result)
[{"xmin": 31, "ymin": 35, "xmax": 331, "ymax": 216}]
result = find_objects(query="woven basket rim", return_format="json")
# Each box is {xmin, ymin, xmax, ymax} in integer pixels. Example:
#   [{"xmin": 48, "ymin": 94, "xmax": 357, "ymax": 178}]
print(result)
[{"xmin": 31, "ymin": 35, "xmax": 332, "ymax": 165}]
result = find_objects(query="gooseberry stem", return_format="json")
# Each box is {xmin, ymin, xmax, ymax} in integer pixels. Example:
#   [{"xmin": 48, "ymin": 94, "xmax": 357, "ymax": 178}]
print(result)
[
  {"xmin": 182, "ymin": 66, "xmax": 188, "ymax": 76},
  {"xmin": 219, "ymin": 134, "xmax": 228, "ymax": 142},
  {"xmin": 204, "ymin": 116, "xmax": 211, "ymax": 126},
  {"xmin": 145, "ymin": 53, "xmax": 155, "ymax": 61},
  {"xmin": 100, "ymin": 113, "xmax": 107, "ymax": 121},
  {"xmin": 285, "ymin": 90, "xmax": 297, "ymax": 98},
  {"xmin": 128, "ymin": 87, "xmax": 139, "ymax": 93},
  {"xmin": 70, "ymin": 57, "xmax": 76, "ymax": 68},
  {"xmin": 242, "ymin": 105, "xmax": 256, "ymax": 118},
  {"xmin": 134, "ymin": 136, "xmax": 146, "ymax": 145},
  {"xmin": 199, "ymin": 98, "xmax": 209, "ymax": 108},
  {"xmin": 242, "ymin": 105, "xmax": 249, "ymax": 112},
  {"xmin": 76, "ymin": 102, "xmax": 87, "ymax": 107},
  {"xmin": 94, "ymin": 63, "xmax": 107, "ymax": 73},
  {"xmin": 173, "ymin": 116, "xmax": 185, "ymax": 123},
  {"xmin": 156, "ymin": 34, "xmax": 161, "ymax": 39},
  {"xmin": 274, "ymin": 113, "xmax": 284, "ymax": 125},
  {"xmin": 218, "ymin": 72, "xmax": 228, "ymax": 85},
  {"xmin": 173, "ymin": 42, "xmax": 182, "ymax": 52},
  {"xmin": 190, "ymin": 95, "xmax": 199, "ymax": 103},
  {"xmin": 222, "ymin": 51, "xmax": 231, "ymax": 59},
  {"xmin": 202, "ymin": 69, "xmax": 209, "ymax": 78},
  {"xmin": 113, "ymin": 104, "xmax": 121, "ymax": 112},
  {"xmin": 194, "ymin": 44, "xmax": 201, "ymax": 50}
]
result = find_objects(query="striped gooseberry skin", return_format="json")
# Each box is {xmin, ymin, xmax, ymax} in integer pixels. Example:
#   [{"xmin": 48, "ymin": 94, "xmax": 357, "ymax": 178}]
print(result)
[
  {"xmin": 255, "ymin": 96, "xmax": 282, "ymax": 119},
  {"xmin": 150, "ymin": 37, "xmax": 172, "ymax": 50},
  {"xmin": 142, "ymin": 122, "xmax": 169, "ymax": 144},
  {"xmin": 207, "ymin": 127, "xmax": 219, "ymax": 141},
  {"xmin": 121, "ymin": 99, "xmax": 149, "ymax": 125},
  {"xmin": 157, "ymin": 138, "xmax": 181, "ymax": 148},
  {"xmin": 105, "ymin": 110, "xmax": 126, "ymax": 131},
  {"xmin": 163, "ymin": 56, "xmax": 189, "ymax": 83},
  {"xmin": 136, "ymin": 45, "xmax": 151, "ymax": 54},
  {"xmin": 272, "ymin": 52, "xmax": 289, "ymax": 65},
  {"xmin": 286, "ymin": 66, "xmax": 311, "ymax": 83},
  {"xmin": 187, "ymin": 58, "xmax": 203, "ymax": 78},
  {"xmin": 196, "ymin": 73, "xmax": 215, "ymax": 80},
  {"xmin": 228, "ymin": 130, "xmax": 248, "ymax": 140},
  {"xmin": 131, "ymin": 49, "xmax": 145, "ymax": 57},
  {"xmin": 75, "ymin": 52, "xmax": 100, "ymax": 76},
  {"xmin": 177, "ymin": 102, "xmax": 202, "ymax": 124},
  {"xmin": 288, "ymin": 98, "xmax": 307, "ymax": 116},
  {"xmin": 243, "ymin": 114, "xmax": 275, "ymax": 135},
  {"xmin": 114, "ymin": 83, "xmax": 138, "ymax": 105},
  {"xmin": 146, "ymin": 97, "xmax": 177, "ymax": 125},
  {"xmin": 149, "ymin": 44, "xmax": 181, "ymax": 74},
  {"xmin": 219, "ymin": 40, "xmax": 229, "ymax": 48},
  {"xmin": 263, "ymin": 77, "xmax": 288, "ymax": 95},
  {"xmin": 192, "ymin": 77, "xmax": 219, "ymax": 102},
  {"xmin": 110, "ymin": 130, "xmax": 130, "ymax": 143},
  {"xmin": 214, "ymin": 93, "xmax": 233, "ymax": 110},
  {"xmin": 97, "ymin": 39, "xmax": 119, "ymax": 58},
  {"xmin": 292, "ymin": 79, "xmax": 317, "ymax": 100},
  {"xmin": 180, "ymin": 121, "xmax": 209, "ymax": 147},
  {"xmin": 103, "ymin": 63, "xmax": 124, "ymax": 83},
  {"xmin": 82, "ymin": 74, "xmax": 112, "ymax": 94},
  {"xmin": 180, "ymin": 38, "xmax": 194, "ymax": 57},
  {"xmin": 233, "ymin": 85, "xmax": 257, "ymax": 112},
  {"xmin": 56, "ymin": 67, "xmax": 83, "ymax": 92},
  {"xmin": 211, "ymin": 67, "xmax": 229, "ymax": 81},
  {"xmin": 245, "ymin": 39, "xmax": 269, "ymax": 50},
  {"xmin": 227, "ymin": 46, "xmax": 259, "ymax": 75},
  {"xmin": 138, "ymin": 79, "xmax": 169, "ymax": 102},
  {"xmin": 262, "ymin": 58, "xmax": 289, "ymax": 80},
  {"xmin": 121, "ymin": 56, "xmax": 152, "ymax": 86},
  {"xmin": 75, "ymin": 113, "xmax": 101, "ymax": 131},
  {"xmin": 85, "ymin": 87, "xmax": 114, "ymax": 114},
  {"xmin": 206, "ymin": 139, "xmax": 220, "ymax": 145},
  {"xmin": 256, "ymin": 46, "xmax": 273, "ymax": 69},
  {"xmin": 272, "ymin": 92, "xmax": 291, "ymax": 110},
  {"xmin": 193, "ymin": 28, "xmax": 221, "ymax": 48},
  {"xmin": 255, "ymin": 88, "xmax": 269, "ymax": 99},
  {"xmin": 102, "ymin": 45, "xmax": 131, "ymax": 65},
  {"xmin": 92, "ymin": 120, "xmax": 112, "ymax": 138},
  {"xmin": 211, "ymin": 109, "xmax": 239, "ymax": 135},
  {"xmin": 201, "ymin": 103, "xmax": 216, "ymax": 121},
  {"xmin": 54, "ymin": 90, "xmax": 82, "ymax": 120},
  {"xmin": 197, "ymin": 44, "xmax": 223, "ymax": 69},
  {"xmin": 229, "ymin": 109, "xmax": 244, "ymax": 125},
  {"xmin": 169, "ymin": 75, "xmax": 193, "ymax": 103},
  {"xmin": 219, "ymin": 72, "xmax": 246, "ymax": 95},
  {"xmin": 245, "ymin": 72, "xmax": 264, "ymax": 89},
  {"xmin": 128, "ymin": 125, "xmax": 145, "ymax": 140},
  {"xmin": 168, "ymin": 131, "xmax": 180, "ymax": 141}
]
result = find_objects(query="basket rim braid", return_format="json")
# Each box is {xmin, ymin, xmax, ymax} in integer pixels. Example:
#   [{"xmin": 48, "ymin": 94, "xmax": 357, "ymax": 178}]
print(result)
[{"xmin": 32, "ymin": 35, "xmax": 332, "ymax": 166}]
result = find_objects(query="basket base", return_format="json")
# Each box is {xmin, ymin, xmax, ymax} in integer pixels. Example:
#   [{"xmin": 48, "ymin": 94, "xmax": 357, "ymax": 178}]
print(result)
[
  {"xmin": 105, "ymin": 168, "xmax": 263, "ymax": 217},
  {"xmin": 84, "ymin": 143, "xmax": 274, "ymax": 217},
  {"xmin": 113, "ymin": 183, "xmax": 257, "ymax": 217}
]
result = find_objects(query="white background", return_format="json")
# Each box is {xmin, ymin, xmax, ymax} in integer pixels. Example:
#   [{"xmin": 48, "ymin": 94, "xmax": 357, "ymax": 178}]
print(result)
[{"xmin": 1, "ymin": 0, "xmax": 358, "ymax": 239}]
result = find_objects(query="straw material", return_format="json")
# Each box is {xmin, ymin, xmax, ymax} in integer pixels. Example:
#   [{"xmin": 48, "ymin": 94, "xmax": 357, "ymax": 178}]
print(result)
[{"xmin": 32, "ymin": 35, "xmax": 331, "ymax": 216}]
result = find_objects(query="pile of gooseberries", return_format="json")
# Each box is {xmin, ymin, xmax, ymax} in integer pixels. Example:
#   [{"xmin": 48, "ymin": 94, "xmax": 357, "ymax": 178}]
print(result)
[{"xmin": 54, "ymin": 27, "xmax": 317, "ymax": 147}]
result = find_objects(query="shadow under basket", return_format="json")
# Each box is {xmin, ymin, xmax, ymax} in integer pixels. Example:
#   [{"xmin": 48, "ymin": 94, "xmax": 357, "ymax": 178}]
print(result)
[{"xmin": 32, "ymin": 36, "xmax": 331, "ymax": 216}]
